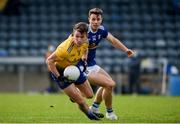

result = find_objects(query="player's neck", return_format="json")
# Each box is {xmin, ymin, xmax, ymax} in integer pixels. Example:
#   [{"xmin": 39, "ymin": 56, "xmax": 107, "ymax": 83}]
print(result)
[
  {"xmin": 92, "ymin": 28, "xmax": 98, "ymax": 32},
  {"xmin": 89, "ymin": 26, "xmax": 98, "ymax": 33}
]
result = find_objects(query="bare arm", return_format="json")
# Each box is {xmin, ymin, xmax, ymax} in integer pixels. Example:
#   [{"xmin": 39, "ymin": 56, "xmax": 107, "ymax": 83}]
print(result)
[
  {"xmin": 106, "ymin": 32, "xmax": 134, "ymax": 57},
  {"xmin": 46, "ymin": 52, "xmax": 60, "ymax": 78}
]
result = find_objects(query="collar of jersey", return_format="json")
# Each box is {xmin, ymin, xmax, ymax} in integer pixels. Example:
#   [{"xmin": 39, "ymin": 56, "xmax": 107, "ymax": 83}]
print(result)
[{"xmin": 88, "ymin": 25, "xmax": 98, "ymax": 34}]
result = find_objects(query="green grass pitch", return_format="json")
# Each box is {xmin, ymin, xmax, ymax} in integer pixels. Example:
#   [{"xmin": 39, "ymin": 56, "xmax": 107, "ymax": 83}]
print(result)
[{"xmin": 0, "ymin": 93, "xmax": 179, "ymax": 123}]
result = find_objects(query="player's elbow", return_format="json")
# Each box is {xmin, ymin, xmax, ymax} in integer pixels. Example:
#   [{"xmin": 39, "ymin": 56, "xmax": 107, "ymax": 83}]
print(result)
[
  {"xmin": 46, "ymin": 56, "xmax": 53, "ymax": 65},
  {"xmin": 46, "ymin": 57, "xmax": 50, "ymax": 65}
]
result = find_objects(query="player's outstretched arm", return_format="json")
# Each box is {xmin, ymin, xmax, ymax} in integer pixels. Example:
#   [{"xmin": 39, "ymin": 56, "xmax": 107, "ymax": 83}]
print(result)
[{"xmin": 106, "ymin": 32, "xmax": 135, "ymax": 57}]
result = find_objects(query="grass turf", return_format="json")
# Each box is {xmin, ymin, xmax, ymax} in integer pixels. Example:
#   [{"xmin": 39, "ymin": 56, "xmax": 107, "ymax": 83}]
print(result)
[{"xmin": 0, "ymin": 93, "xmax": 179, "ymax": 123}]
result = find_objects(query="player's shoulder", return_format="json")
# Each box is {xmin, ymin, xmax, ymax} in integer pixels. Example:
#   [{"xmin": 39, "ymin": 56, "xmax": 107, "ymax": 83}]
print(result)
[
  {"xmin": 98, "ymin": 25, "xmax": 108, "ymax": 34},
  {"xmin": 63, "ymin": 36, "xmax": 73, "ymax": 45},
  {"xmin": 99, "ymin": 25, "xmax": 106, "ymax": 30},
  {"xmin": 57, "ymin": 36, "xmax": 72, "ymax": 51},
  {"xmin": 88, "ymin": 25, "xmax": 107, "ymax": 33}
]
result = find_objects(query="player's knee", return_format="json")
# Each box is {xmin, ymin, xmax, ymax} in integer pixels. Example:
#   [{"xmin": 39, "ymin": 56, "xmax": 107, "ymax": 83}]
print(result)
[
  {"xmin": 111, "ymin": 81, "xmax": 116, "ymax": 88},
  {"xmin": 106, "ymin": 81, "xmax": 116, "ymax": 89}
]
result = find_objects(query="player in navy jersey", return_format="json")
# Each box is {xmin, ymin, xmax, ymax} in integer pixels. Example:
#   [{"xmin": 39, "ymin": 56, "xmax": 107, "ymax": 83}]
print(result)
[{"xmin": 87, "ymin": 8, "xmax": 135, "ymax": 120}]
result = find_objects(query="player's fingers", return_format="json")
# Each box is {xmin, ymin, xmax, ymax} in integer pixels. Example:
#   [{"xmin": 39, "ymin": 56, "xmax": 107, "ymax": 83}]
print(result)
[{"xmin": 127, "ymin": 50, "xmax": 135, "ymax": 57}]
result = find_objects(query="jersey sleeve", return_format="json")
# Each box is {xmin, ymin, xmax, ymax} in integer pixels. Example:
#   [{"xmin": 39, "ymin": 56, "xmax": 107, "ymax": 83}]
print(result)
[
  {"xmin": 54, "ymin": 46, "xmax": 67, "ymax": 60},
  {"xmin": 101, "ymin": 25, "xmax": 108, "ymax": 38}
]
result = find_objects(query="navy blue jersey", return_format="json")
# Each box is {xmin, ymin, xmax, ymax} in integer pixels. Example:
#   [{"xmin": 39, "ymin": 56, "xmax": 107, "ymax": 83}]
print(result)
[{"xmin": 87, "ymin": 25, "xmax": 108, "ymax": 66}]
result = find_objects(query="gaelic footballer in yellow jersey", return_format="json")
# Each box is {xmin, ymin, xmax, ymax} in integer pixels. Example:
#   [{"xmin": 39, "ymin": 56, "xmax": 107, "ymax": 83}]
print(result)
[{"xmin": 46, "ymin": 22, "xmax": 100, "ymax": 120}]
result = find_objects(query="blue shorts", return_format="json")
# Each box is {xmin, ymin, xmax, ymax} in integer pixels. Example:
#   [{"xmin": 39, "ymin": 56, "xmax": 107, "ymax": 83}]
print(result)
[{"xmin": 51, "ymin": 60, "xmax": 87, "ymax": 89}]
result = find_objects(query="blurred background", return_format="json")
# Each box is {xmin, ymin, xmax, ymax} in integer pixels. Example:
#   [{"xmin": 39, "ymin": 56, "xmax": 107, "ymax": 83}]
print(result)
[{"xmin": 0, "ymin": 0, "xmax": 180, "ymax": 95}]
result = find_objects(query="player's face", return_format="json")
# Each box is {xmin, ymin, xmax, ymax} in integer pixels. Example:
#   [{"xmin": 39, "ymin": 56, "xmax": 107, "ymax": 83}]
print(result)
[
  {"xmin": 89, "ymin": 14, "xmax": 102, "ymax": 31},
  {"xmin": 73, "ymin": 30, "xmax": 87, "ymax": 46}
]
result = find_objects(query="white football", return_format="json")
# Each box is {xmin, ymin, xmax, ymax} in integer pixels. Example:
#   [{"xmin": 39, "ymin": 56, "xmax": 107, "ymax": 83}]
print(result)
[{"xmin": 63, "ymin": 65, "xmax": 80, "ymax": 81}]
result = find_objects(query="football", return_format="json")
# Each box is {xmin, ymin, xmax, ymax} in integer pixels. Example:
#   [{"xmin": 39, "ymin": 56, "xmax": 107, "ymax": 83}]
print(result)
[{"xmin": 63, "ymin": 65, "xmax": 80, "ymax": 81}]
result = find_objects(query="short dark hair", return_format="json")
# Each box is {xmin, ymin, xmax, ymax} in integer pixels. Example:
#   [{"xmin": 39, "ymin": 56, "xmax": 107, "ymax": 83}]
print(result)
[
  {"xmin": 88, "ymin": 8, "xmax": 103, "ymax": 16},
  {"xmin": 73, "ymin": 22, "xmax": 88, "ymax": 35}
]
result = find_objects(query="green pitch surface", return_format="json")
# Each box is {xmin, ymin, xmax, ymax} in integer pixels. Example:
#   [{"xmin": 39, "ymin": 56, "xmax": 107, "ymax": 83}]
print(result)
[{"xmin": 0, "ymin": 93, "xmax": 179, "ymax": 123}]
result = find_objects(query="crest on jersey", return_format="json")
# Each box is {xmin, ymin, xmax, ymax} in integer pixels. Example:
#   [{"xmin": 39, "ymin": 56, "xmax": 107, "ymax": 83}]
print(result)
[{"xmin": 92, "ymin": 36, "xmax": 96, "ymax": 41}]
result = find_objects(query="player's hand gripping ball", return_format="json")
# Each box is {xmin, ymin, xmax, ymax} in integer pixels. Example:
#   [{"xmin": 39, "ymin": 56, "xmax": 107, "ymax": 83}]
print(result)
[{"xmin": 63, "ymin": 65, "xmax": 80, "ymax": 81}]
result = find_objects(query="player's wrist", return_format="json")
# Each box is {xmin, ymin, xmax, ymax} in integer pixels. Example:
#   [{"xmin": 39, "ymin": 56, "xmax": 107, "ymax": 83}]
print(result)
[{"xmin": 125, "ymin": 49, "xmax": 129, "ymax": 53}]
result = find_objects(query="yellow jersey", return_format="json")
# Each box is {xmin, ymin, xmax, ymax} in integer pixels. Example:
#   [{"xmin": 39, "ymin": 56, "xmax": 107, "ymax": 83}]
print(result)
[{"xmin": 55, "ymin": 36, "xmax": 88, "ymax": 69}]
